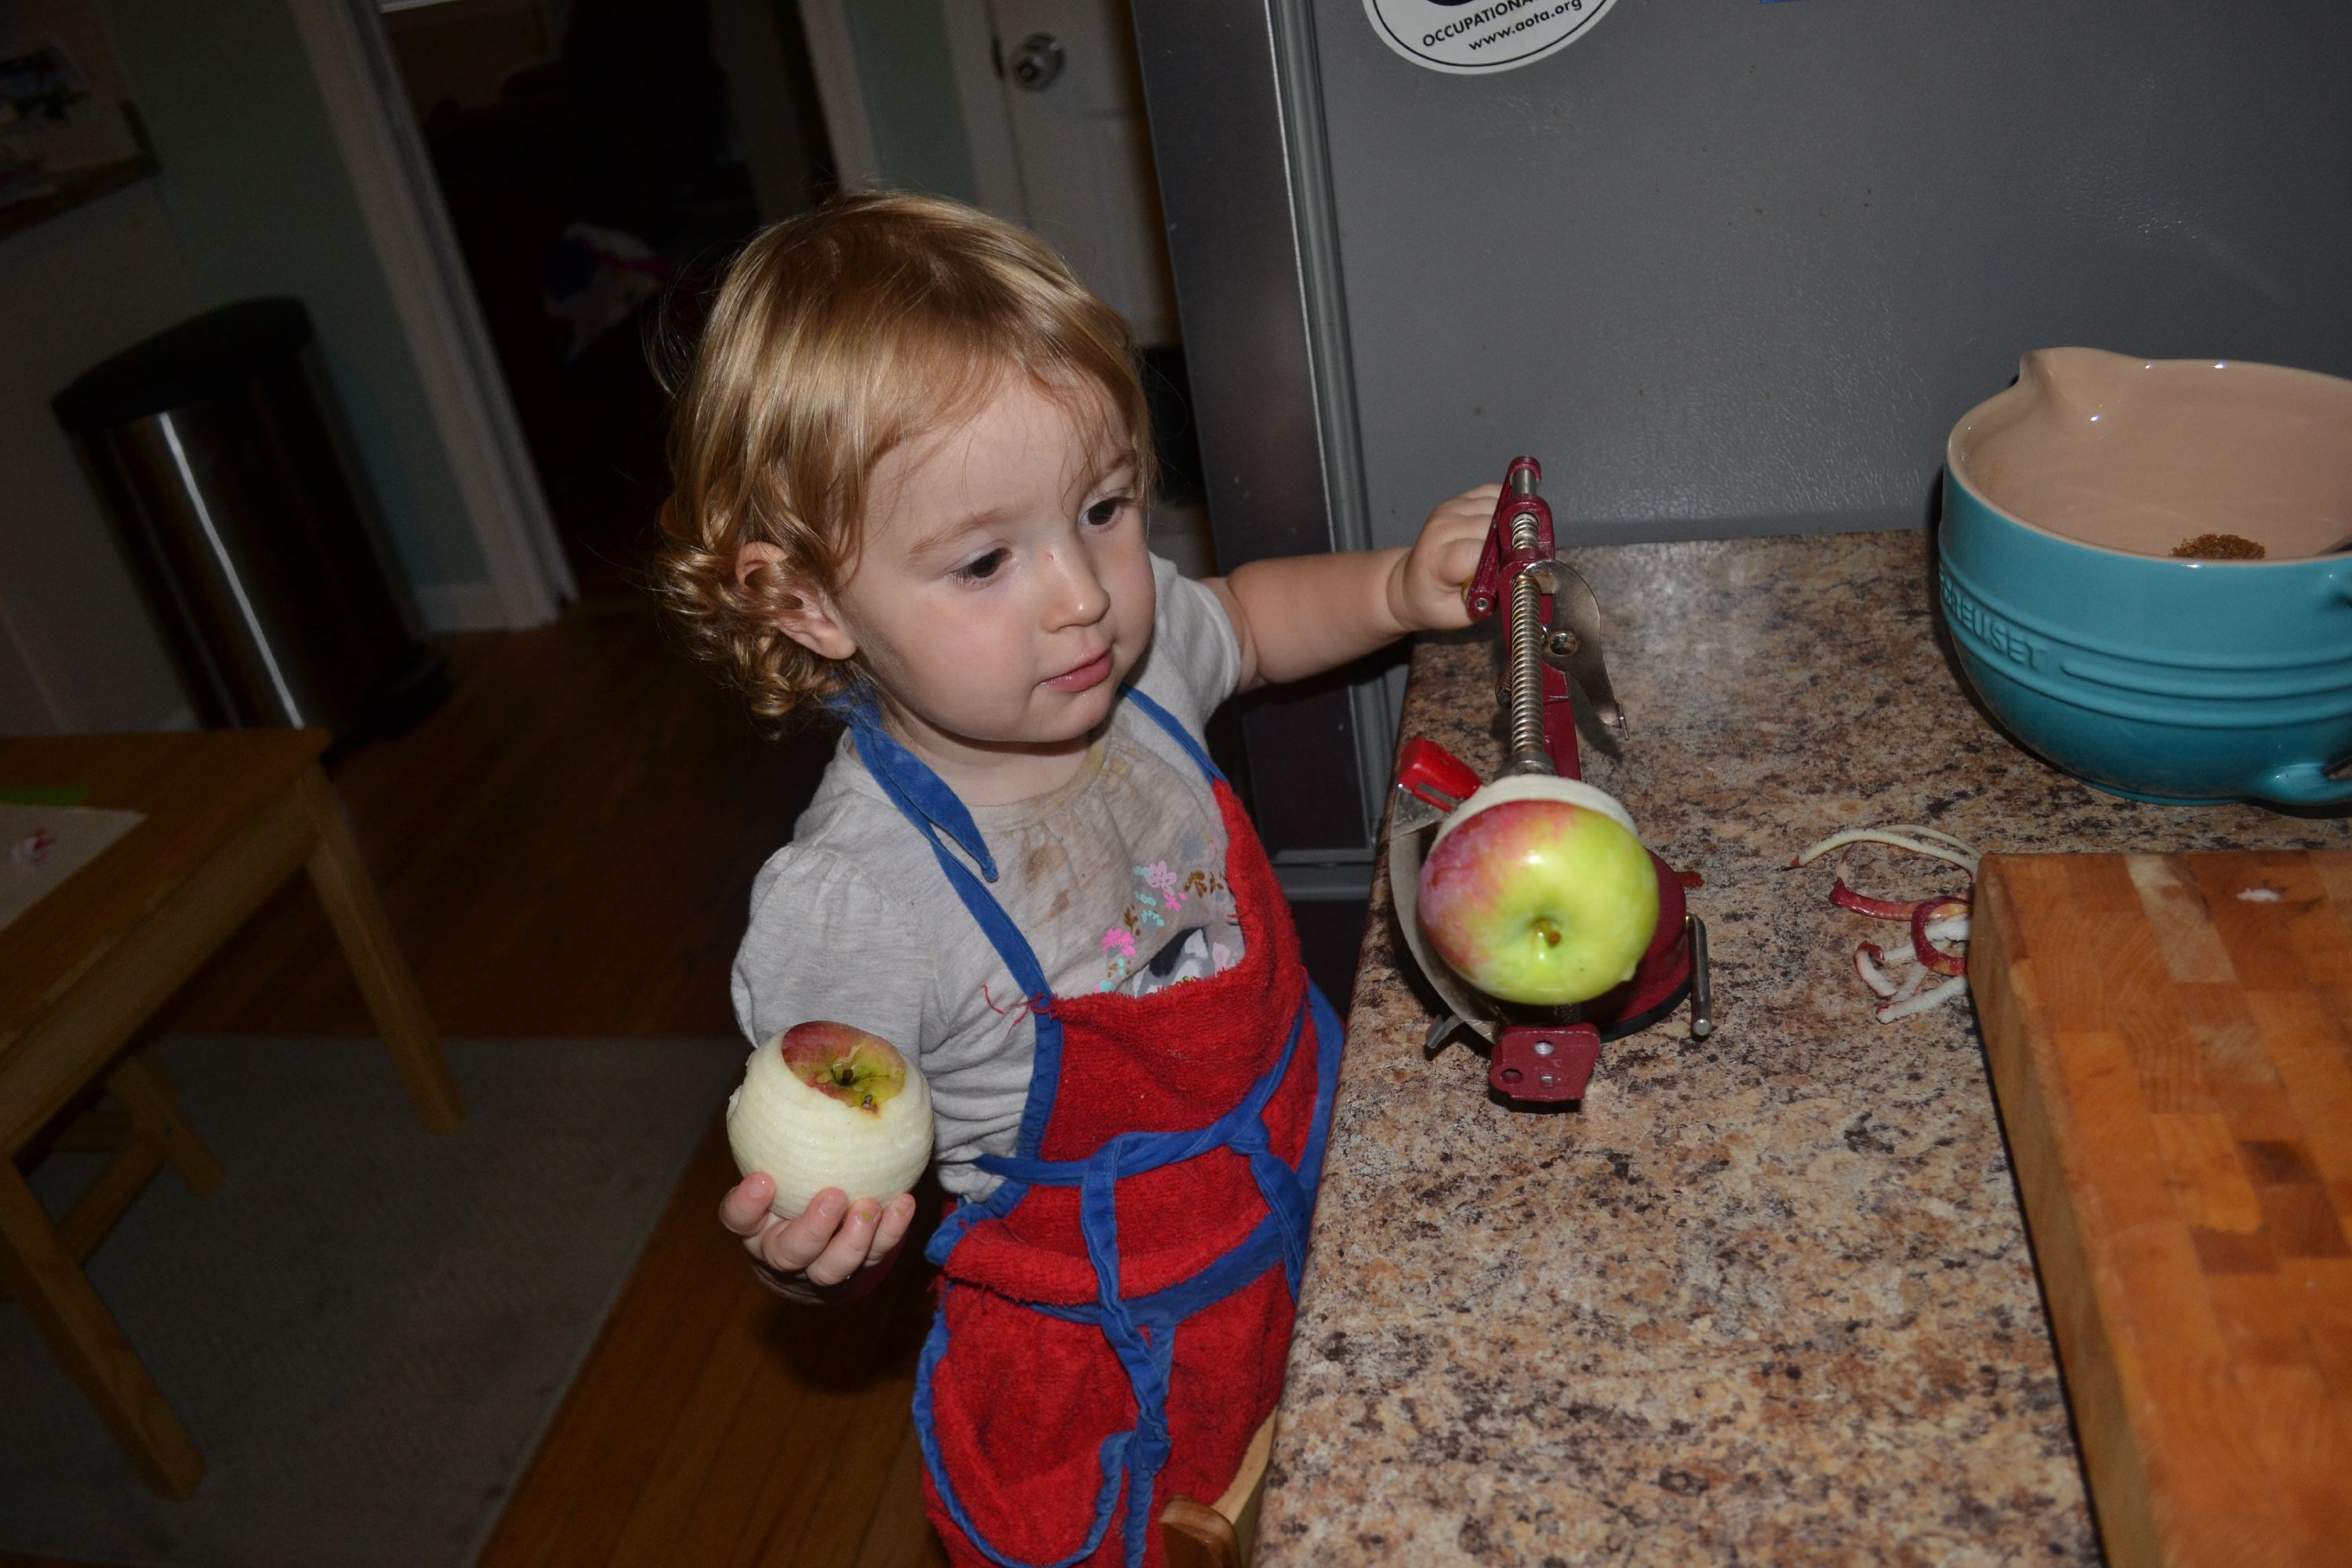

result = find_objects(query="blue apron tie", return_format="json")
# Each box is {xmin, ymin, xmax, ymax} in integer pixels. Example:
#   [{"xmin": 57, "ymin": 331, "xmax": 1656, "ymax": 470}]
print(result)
[
  {"xmin": 848, "ymin": 685, "xmax": 1338, "ymax": 1568},
  {"xmin": 1080, "ymin": 1157, "xmax": 1173, "ymax": 1568}
]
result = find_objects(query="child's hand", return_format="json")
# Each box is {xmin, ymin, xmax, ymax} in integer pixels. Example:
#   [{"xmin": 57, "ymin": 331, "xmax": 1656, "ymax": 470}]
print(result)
[
  {"xmin": 720, "ymin": 1173, "xmax": 918, "ymax": 1304},
  {"xmin": 1387, "ymin": 484, "xmax": 1501, "ymax": 634}
]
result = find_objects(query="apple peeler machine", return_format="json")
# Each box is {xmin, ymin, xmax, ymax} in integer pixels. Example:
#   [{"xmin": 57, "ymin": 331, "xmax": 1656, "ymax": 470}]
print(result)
[{"xmin": 1387, "ymin": 456, "xmax": 1713, "ymax": 1104}]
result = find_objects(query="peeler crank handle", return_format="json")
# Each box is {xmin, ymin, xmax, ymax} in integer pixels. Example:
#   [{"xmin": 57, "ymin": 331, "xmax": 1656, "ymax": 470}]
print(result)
[{"xmin": 1688, "ymin": 915, "xmax": 1714, "ymax": 1039}]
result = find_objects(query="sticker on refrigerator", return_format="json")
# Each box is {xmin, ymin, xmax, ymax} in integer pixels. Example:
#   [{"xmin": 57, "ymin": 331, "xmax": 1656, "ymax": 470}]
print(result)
[{"xmin": 1365, "ymin": 0, "xmax": 1618, "ymax": 74}]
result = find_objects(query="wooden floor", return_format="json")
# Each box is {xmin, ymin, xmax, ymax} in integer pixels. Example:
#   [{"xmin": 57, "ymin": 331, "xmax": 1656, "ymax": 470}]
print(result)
[{"xmin": 3, "ymin": 598, "xmax": 947, "ymax": 1568}]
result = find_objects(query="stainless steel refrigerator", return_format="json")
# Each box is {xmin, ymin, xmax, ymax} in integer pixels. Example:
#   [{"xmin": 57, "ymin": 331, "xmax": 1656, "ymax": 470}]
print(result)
[{"xmin": 1129, "ymin": 0, "xmax": 2352, "ymax": 895}]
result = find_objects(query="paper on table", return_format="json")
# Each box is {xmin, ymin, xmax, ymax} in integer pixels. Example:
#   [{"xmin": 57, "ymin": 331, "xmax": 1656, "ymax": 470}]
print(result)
[{"xmin": 0, "ymin": 802, "xmax": 145, "ymax": 934}]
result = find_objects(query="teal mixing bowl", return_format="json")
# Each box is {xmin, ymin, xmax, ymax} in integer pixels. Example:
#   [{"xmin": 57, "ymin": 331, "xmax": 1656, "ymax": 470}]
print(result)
[{"xmin": 1938, "ymin": 348, "xmax": 2352, "ymax": 806}]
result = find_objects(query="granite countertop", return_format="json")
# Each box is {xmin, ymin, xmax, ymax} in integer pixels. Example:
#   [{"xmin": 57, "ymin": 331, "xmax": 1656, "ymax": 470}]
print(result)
[{"xmin": 1259, "ymin": 529, "xmax": 2352, "ymax": 1566}]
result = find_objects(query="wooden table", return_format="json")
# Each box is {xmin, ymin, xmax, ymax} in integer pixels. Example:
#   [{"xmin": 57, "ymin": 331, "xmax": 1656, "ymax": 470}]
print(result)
[{"xmin": 0, "ymin": 729, "xmax": 463, "ymax": 1497}]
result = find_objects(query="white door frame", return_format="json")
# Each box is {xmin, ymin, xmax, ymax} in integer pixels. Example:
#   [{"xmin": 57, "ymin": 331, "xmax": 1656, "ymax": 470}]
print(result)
[
  {"xmin": 795, "ymin": 0, "xmax": 1028, "ymax": 220},
  {"xmin": 795, "ymin": 0, "xmax": 884, "ymax": 188},
  {"xmin": 289, "ymin": 0, "xmax": 575, "ymax": 631},
  {"xmin": 939, "ymin": 2, "xmax": 1029, "ymax": 219}
]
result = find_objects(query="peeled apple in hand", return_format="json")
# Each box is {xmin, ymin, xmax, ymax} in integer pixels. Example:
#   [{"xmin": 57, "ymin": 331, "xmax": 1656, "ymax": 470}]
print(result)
[
  {"xmin": 725, "ymin": 1021, "xmax": 932, "ymax": 1218},
  {"xmin": 1417, "ymin": 777, "xmax": 1661, "ymax": 1007}
]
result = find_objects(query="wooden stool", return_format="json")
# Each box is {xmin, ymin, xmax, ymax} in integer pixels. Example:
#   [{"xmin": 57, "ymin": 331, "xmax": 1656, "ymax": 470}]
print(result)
[
  {"xmin": 0, "ymin": 730, "xmax": 463, "ymax": 1497},
  {"xmin": 5, "ymin": 1044, "xmax": 226, "ymax": 1275},
  {"xmin": 1161, "ymin": 1411, "xmax": 1278, "ymax": 1568}
]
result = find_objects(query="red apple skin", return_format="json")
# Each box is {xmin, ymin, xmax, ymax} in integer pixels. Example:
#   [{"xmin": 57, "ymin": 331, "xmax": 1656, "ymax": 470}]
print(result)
[
  {"xmin": 775, "ymin": 1020, "xmax": 909, "ymax": 1113},
  {"xmin": 1417, "ymin": 797, "xmax": 1660, "ymax": 1006}
]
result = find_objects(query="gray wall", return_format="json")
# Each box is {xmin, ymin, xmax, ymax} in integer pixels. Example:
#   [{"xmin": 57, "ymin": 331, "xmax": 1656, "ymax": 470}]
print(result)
[
  {"xmin": 1134, "ymin": 0, "xmax": 2352, "ymax": 869},
  {"xmin": 0, "ymin": 186, "xmax": 201, "ymax": 732},
  {"xmin": 1308, "ymin": 0, "xmax": 2352, "ymax": 550},
  {"xmin": 107, "ymin": 0, "xmax": 488, "ymax": 589},
  {"xmin": 0, "ymin": 0, "xmax": 499, "ymax": 733}
]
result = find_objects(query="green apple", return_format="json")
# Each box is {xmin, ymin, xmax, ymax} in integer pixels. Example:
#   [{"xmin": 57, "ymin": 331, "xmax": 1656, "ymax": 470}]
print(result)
[
  {"xmin": 725, "ymin": 1021, "xmax": 932, "ymax": 1217},
  {"xmin": 1416, "ymin": 778, "xmax": 1660, "ymax": 1006}
]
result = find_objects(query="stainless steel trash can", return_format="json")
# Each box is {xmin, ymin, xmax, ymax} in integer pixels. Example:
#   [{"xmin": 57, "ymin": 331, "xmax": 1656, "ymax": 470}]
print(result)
[{"xmin": 53, "ymin": 298, "xmax": 445, "ymax": 746}]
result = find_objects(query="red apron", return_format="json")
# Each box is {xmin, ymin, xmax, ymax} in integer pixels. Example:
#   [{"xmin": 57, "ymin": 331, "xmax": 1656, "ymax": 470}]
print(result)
[{"xmin": 841, "ymin": 686, "xmax": 1341, "ymax": 1568}]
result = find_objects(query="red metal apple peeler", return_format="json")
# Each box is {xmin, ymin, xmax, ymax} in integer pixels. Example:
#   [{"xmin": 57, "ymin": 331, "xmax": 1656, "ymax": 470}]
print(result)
[{"xmin": 1386, "ymin": 456, "xmax": 1712, "ymax": 1104}]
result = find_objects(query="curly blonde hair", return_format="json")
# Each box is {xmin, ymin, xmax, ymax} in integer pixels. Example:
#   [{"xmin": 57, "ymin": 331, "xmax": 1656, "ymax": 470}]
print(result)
[{"xmin": 651, "ymin": 191, "xmax": 1156, "ymax": 725}]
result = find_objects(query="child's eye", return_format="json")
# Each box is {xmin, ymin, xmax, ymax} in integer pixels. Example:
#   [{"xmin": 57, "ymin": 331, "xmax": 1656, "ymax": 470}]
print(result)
[
  {"xmin": 953, "ymin": 548, "xmax": 1008, "ymax": 584},
  {"xmin": 1085, "ymin": 495, "xmax": 1131, "ymax": 528}
]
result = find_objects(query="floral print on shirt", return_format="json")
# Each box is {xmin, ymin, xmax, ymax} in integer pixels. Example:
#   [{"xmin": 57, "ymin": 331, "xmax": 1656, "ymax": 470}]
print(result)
[{"xmin": 1098, "ymin": 827, "xmax": 1240, "ymax": 993}]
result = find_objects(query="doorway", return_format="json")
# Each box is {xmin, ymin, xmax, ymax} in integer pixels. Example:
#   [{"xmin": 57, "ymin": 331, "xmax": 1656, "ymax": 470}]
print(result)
[
  {"xmin": 798, "ymin": 0, "xmax": 1213, "ymax": 577},
  {"xmin": 375, "ymin": 0, "xmax": 834, "ymax": 599}
]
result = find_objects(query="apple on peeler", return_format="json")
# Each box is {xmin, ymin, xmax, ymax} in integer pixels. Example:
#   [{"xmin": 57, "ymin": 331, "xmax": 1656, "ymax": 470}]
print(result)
[{"xmin": 1416, "ymin": 777, "xmax": 1661, "ymax": 1007}]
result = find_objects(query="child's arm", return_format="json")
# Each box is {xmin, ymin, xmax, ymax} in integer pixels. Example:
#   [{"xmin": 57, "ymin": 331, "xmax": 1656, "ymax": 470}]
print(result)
[
  {"xmin": 720, "ymin": 1175, "xmax": 918, "ymax": 1305},
  {"xmin": 1205, "ymin": 484, "xmax": 1497, "ymax": 691}
]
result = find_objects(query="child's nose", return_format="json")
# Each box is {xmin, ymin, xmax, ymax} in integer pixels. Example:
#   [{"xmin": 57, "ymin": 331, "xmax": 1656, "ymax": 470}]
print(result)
[{"xmin": 1040, "ymin": 547, "xmax": 1108, "ymax": 627}]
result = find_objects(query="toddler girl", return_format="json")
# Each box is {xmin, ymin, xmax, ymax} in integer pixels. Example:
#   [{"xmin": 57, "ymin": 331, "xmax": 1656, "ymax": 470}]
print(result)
[{"xmin": 655, "ymin": 191, "xmax": 1490, "ymax": 1568}]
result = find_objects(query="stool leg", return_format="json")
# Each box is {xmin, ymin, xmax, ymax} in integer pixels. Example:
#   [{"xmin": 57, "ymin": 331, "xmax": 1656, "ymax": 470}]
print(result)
[
  {"xmin": 296, "ymin": 768, "xmax": 465, "ymax": 1132},
  {"xmin": 108, "ymin": 1050, "xmax": 223, "ymax": 1196},
  {"xmin": 0, "ymin": 1158, "xmax": 204, "ymax": 1497}
]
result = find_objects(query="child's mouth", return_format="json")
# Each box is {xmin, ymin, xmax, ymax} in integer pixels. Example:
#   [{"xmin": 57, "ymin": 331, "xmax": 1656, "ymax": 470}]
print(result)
[{"xmin": 1044, "ymin": 649, "xmax": 1113, "ymax": 692}]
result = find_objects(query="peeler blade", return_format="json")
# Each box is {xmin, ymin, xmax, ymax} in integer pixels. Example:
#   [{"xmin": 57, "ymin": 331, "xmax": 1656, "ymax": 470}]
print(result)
[
  {"xmin": 1385, "ymin": 786, "xmax": 1497, "ymax": 1048},
  {"xmin": 1530, "ymin": 557, "xmax": 1624, "ymax": 731}
]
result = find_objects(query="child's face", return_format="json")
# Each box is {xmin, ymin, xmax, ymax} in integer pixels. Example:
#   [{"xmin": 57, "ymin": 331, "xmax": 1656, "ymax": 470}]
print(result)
[{"xmin": 813, "ymin": 374, "xmax": 1155, "ymax": 785}]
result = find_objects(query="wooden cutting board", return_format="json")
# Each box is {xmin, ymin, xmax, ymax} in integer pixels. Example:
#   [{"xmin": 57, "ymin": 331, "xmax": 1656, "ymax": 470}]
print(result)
[{"xmin": 1969, "ymin": 850, "xmax": 2352, "ymax": 1568}]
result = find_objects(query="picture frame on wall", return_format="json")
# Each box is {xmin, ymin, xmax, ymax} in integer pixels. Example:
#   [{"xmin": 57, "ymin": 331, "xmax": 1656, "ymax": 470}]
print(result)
[{"xmin": 0, "ymin": 0, "xmax": 156, "ymax": 236}]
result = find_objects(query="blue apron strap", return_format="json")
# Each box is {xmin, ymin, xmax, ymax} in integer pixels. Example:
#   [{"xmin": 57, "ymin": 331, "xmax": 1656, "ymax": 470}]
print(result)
[
  {"xmin": 1299, "ymin": 981, "xmax": 1345, "ymax": 1211},
  {"xmin": 977, "ymin": 1004, "xmax": 1306, "ymax": 1189},
  {"xmin": 1228, "ymin": 981, "xmax": 1345, "ymax": 1298},
  {"xmin": 913, "ymin": 1293, "xmax": 1137, "ymax": 1568},
  {"xmin": 829, "ymin": 682, "xmax": 1219, "ymax": 1036},
  {"xmin": 829, "ymin": 694, "xmax": 1030, "ymax": 975},
  {"xmin": 826, "ymin": 691, "xmax": 1069, "ymax": 1263},
  {"xmin": 1080, "ymin": 1156, "xmax": 1174, "ymax": 1568},
  {"xmin": 1119, "ymin": 684, "xmax": 1224, "ymax": 783},
  {"xmin": 827, "ymin": 690, "xmax": 1000, "ymax": 879},
  {"xmin": 1226, "ymin": 1120, "xmax": 1312, "ymax": 1296},
  {"xmin": 979, "ymin": 992, "xmax": 1323, "ymax": 1301},
  {"xmin": 915, "ymin": 1142, "xmax": 1174, "ymax": 1568}
]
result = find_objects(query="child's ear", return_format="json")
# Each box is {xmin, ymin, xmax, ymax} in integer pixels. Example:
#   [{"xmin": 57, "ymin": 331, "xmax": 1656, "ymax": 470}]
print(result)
[{"xmin": 735, "ymin": 542, "xmax": 857, "ymax": 661}]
